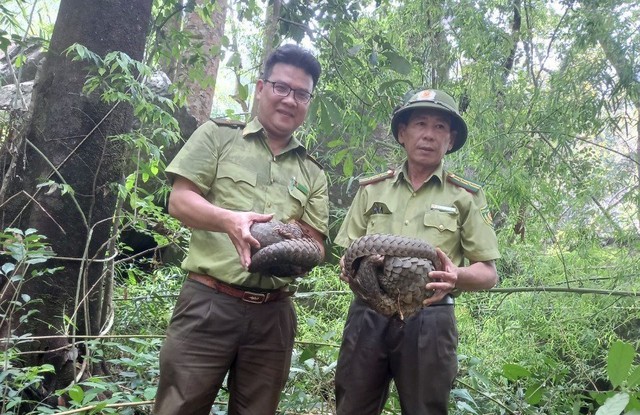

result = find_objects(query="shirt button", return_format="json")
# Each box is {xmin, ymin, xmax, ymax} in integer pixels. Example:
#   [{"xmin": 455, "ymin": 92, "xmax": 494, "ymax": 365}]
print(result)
[
  {"xmin": 438, "ymin": 224, "xmax": 444, "ymax": 231},
  {"xmin": 267, "ymin": 202, "xmax": 272, "ymax": 208},
  {"xmin": 404, "ymin": 220, "xmax": 409, "ymax": 226}
]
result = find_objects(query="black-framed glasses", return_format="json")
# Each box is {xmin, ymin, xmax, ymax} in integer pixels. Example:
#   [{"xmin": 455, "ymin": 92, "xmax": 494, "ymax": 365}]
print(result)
[{"xmin": 263, "ymin": 80, "xmax": 313, "ymax": 104}]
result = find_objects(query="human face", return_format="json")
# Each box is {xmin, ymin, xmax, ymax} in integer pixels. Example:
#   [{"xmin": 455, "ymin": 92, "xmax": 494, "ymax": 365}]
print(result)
[
  {"xmin": 256, "ymin": 63, "xmax": 314, "ymax": 143},
  {"xmin": 397, "ymin": 109, "xmax": 455, "ymax": 172}
]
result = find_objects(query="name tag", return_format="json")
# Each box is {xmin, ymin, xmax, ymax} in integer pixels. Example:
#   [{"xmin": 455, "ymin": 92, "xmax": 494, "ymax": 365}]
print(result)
[{"xmin": 430, "ymin": 204, "xmax": 457, "ymax": 214}]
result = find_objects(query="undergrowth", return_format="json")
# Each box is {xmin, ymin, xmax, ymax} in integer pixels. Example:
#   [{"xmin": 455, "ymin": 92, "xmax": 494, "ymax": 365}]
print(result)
[{"xmin": 2, "ymin": 229, "xmax": 639, "ymax": 414}]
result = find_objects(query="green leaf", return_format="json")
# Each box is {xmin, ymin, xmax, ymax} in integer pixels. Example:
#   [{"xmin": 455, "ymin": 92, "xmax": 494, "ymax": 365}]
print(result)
[
  {"xmin": 333, "ymin": 148, "xmax": 349, "ymax": 164},
  {"xmin": 238, "ymin": 82, "xmax": 248, "ymax": 101},
  {"xmin": 25, "ymin": 256, "xmax": 51, "ymax": 265},
  {"xmin": 327, "ymin": 139, "xmax": 343, "ymax": 149},
  {"xmin": 323, "ymin": 97, "xmax": 343, "ymax": 125},
  {"xmin": 299, "ymin": 345, "xmax": 319, "ymax": 362},
  {"xmin": 382, "ymin": 51, "xmax": 412, "ymax": 75},
  {"xmin": 0, "ymin": 30, "xmax": 10, "ymax": 52},
  {"xmin": 342, "ymin": 153, "xmax": 354, "ymax": 177},
  {"xmin": 319, "ymin": 100, "xmax": 331, "ymax": 132},
  {"xmin": 502, "ymin": 363, "xmax": 531, "ymax": 381},
  {"xmin": 83, "ymin": 389, "xmax": 101, "ymax": 404},
  {"xmin": 451, "ymin": 388, "xmax": 475, "ymax": 403},
  {"xmin": 456, "ymin": 402, "xmax": 478, "ymax": 414},
  {"xmin": 227, "ymin": 52, "xmax": 241, "ymax": 68},
  {"xmin": 627, "ymin": 365, "xmax": 640, "ymax": 388},
  {"xmin": 595, "ymin": 393, "xmax": 629, "ymax": 415},
  {"xmin": 4, "ymin": 227, "xmax": 24, "ymax": 236},
  {"xmin": 347, "ymin": 44, "xmax": 363, "ymax": 56},
  {"xmin": 144, "ymin": 387, "xmax": 157, "ymax": 400},
  {"xmin": 608, "ymin": 341, "xmax": 635, "ymax": 388},
  {"xmin": 369, "ymin": 51, "xmax": 378, "ymax": 66},
  {"xmin": 68, "ymin": 384, "xmax": 84, "ymax": 404},
  {"xmin": 525, "ymin": 381, "xmax": 545, "ymax": 405},
  {"xmin": 2, "ymin": 262, "xmax": 15, "ymax": 274}
]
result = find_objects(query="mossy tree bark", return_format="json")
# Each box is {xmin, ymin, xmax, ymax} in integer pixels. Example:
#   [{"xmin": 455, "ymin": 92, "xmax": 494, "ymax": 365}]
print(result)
[{"xmin": 0, "ymin": 0, "xmax": 152, "ymax": 402}]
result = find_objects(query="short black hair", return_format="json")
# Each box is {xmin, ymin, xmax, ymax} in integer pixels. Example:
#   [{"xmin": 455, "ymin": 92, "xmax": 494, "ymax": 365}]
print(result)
[{"xmin": 261, "ymin": 44, "xmax": 321, "ymax": 89}]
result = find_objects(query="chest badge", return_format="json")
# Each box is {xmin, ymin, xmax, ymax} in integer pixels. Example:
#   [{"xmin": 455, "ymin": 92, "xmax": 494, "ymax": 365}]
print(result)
[
  {"xmin": 289, "ymin": 177, "xmax": 309, "ymax": 196},
  {"xmin": 430, "ymin": 204, "xmax": 458, "ymax": 214}
]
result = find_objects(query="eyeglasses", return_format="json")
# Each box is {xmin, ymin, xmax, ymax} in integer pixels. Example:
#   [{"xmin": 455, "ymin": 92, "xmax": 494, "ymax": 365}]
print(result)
[{"xmin": 263, "ymin": 80, "xmax": 313, "ymax": 104}]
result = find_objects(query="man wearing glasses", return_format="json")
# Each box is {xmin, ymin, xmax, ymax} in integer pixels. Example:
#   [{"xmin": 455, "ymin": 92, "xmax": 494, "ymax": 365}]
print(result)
[{"xmin": 154, "ymin": 44, "xmax": 328, "ymax": 415}]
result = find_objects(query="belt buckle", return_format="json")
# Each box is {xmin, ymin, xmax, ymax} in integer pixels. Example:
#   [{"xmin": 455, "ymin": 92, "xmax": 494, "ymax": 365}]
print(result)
[{"xmin": 242, "ymin": 291, "xmax": 267, "ymax": 304}]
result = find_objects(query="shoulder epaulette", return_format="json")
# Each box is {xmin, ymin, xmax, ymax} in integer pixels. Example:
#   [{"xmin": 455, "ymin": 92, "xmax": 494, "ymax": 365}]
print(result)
[
  {"xmin": 211, "ymin": 118, "xmax": 246, "ymax": 129},
  {"xmin": 446, "ymin": 172, "xmax": 482, "ymax": 194},
  {"xmin": 306, "ymin": 153, "xmax": 324, "ymax": 170},
  {"xmin": 359, "ymin": 169, "xmax": 395, "ymax": 186}
]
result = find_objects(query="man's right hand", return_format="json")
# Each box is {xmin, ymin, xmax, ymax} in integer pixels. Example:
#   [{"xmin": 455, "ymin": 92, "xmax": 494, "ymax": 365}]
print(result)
[
  {"xmin": 225, "ymin": 211, "xmax": 273, "ymax": 270},
  {"xmin": 168, "ymin": 176, "xmax": 274, "ymax": 270}
]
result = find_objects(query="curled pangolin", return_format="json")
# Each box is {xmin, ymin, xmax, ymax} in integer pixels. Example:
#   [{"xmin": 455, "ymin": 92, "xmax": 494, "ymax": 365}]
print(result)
[
  {"xmin": 248, "ymin": 220, "xmax": 322, "ymax": 277},
  {"xmin": 343, "ymin": 234, "xmax": 441, "ymax": 319}
]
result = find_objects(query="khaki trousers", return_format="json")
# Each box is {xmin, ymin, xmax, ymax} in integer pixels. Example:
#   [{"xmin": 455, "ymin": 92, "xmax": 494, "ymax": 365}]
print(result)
[
  {"xmin": 154, "ymin": 278, "xmax": 297, "ymax": 415},
  {"xmin": 335, "ymin": 298, "xmax": 458, "ymax": 415}
]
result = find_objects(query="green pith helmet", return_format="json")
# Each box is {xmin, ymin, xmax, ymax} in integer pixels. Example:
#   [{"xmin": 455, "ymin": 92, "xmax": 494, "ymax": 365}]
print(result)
[{"xmin": 391, "ymin": 88, "xmax": 468, "ymax": 154}]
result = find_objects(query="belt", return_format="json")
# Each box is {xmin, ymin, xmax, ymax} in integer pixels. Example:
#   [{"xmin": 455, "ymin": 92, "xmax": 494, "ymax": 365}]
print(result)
[
  {"xmin": 188, "ymin": 272, "xmax": 294, "ymax": 304},
  {"xmin": 431, "ymin": 294, "xmax": 455, "ymax": 306}
]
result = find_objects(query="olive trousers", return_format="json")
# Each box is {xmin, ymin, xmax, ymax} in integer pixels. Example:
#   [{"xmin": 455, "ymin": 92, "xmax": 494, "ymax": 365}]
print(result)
[
  {"xmin": 335, "ymin": 298, "xmax": 458, "ymax": 415},
  {"xmin": 153, "ymin": 278, "xmax": 297, "ymax": 415}
]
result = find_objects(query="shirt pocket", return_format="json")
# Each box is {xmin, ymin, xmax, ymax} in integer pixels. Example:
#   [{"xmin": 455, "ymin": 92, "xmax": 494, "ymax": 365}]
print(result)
[
  {"xmin": 422, "ymin": 212, "xmax": 459, "ymax": 249},
  {"xmin": 365, "ymin": 200, "xmax": 395, "ymax": 234},
  {"xmin": 282, "ymin": 179, "xmax": 309, "ymax": 221},
  {"xmin": 214, "ymin": 163, "xmax": 258, "ymax": 211}
]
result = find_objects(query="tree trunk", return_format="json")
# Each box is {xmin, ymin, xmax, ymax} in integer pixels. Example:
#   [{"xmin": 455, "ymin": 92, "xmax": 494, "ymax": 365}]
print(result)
[
  {"xmin": 421, "ymin": 2, "xmax": 455, "ymax": 88},
  {"xmin": 179, "ymin": 0, "xmax": 228, "ymax": 124},
  {"xmin": 0, "ymin": 0, "xmax": 152, "ymax": 402},
  {"xmin": 250, "ymin": 0, "xmax": 282, "ymax": 117}
]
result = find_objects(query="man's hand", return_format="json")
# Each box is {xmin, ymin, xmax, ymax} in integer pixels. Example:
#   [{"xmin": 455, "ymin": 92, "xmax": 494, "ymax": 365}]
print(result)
[
  {"xmin": 295, "ymin": 220, "xmax": 326, "ymax": 259},
  {"xmin": 423, "ymin": 248, "xmax": 458, "ymax": 306},
  {"xmin": 225, "ymin": 211, "xmax": 274, "ymax": 270},
  {"xmin": 168, "ymin": 176, "xmax": 274, "ymax": 270},
  {"xmin": 338, "ymin": 255, "xmax": 350, "ymax": 283}
]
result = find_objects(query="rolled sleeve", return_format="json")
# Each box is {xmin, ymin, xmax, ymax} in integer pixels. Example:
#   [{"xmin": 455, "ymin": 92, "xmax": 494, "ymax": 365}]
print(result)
[{"xmin": 302, "ymin": 171, "xmax": 330, "ymax": 237}]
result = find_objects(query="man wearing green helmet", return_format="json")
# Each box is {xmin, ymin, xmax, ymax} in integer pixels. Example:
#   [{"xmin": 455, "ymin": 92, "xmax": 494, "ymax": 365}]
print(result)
[{"xmin": 334, "ymin": 89, "xmax": 501, "ymax": 414}]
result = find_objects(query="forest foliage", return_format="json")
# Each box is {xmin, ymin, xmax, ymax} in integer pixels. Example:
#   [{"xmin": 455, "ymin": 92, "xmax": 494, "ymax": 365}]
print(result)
[{"xmin": 1, "ymin": 0, "xmax": 639, "ymax": 414}]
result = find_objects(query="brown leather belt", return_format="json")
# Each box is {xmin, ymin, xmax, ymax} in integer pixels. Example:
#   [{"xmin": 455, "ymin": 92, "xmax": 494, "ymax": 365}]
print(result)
[{"xmin": 188, "ymin": 272, "xmax": 294, "ymax": 304}]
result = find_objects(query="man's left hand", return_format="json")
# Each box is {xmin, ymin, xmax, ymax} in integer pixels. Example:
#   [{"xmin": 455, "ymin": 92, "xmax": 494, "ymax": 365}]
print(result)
[{"xmin": 423, "ymin": 248, "xmax": 458, "ymax": 306}]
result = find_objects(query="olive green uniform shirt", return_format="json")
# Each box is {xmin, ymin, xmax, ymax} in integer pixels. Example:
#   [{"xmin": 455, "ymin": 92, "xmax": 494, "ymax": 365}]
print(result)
[
  {"xmin": 165, "ymin": 118, "xmax": 330, "ymax": 289},
  {"xmin": 335, "ymin": 162, "xmax": 500, "ymax": 266}
]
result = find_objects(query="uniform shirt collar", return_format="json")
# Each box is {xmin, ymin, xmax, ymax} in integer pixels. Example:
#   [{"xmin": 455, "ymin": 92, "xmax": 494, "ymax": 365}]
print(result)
[
  {"xmin": 242, "ymin": 117, "xmax": 308, "ymax": 156},
  {"xmin": 394, "ymin": 160, "xmax": 446, "ymax": 187}
]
